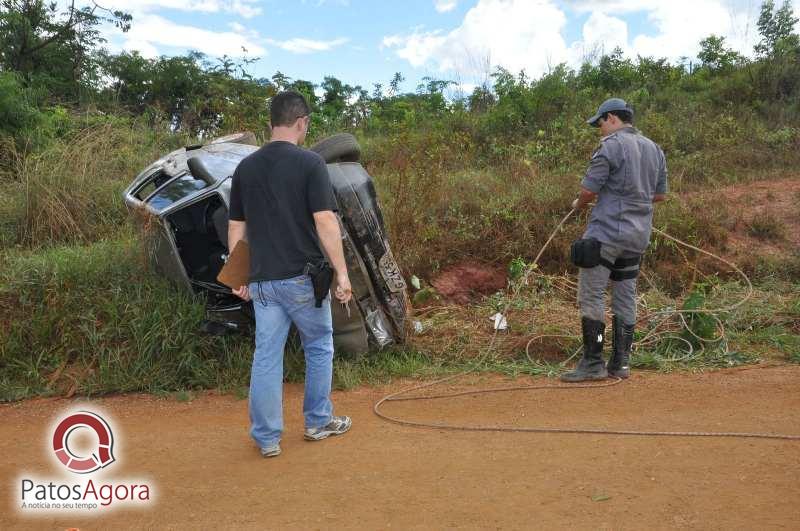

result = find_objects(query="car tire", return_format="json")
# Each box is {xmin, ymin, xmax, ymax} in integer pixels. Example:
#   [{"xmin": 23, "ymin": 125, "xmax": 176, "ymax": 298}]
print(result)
[
  {"xmin": 209, "ymin": 131, "xmax": 258, "ymax": 146},
  {"xmin": 310, "ymin": 133, "xmax": 361, "ymax": 163}
]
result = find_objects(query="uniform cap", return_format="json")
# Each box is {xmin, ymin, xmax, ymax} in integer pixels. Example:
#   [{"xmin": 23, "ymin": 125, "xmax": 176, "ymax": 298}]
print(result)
[{"xmin": 587, "ymin": 98, "xmax": 633, "ymax": 127}]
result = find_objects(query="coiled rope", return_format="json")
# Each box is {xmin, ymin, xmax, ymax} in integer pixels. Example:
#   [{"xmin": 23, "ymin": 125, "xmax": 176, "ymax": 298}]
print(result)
[{"xmin": 373, "ymin": 209, "xmax": 800, "ymax": 441}]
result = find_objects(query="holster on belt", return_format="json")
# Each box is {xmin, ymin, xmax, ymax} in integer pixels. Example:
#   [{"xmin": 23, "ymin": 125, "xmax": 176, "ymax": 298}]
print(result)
[{"xmin": 304, "ymin": 260, "xmax": 334, "ymax": 308}]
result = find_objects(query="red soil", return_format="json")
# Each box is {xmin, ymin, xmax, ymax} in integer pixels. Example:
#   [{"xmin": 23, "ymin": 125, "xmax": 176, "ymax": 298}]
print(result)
[{"xmin": 431, "ymin": 262, "xmax": 508, "ymax": 304}]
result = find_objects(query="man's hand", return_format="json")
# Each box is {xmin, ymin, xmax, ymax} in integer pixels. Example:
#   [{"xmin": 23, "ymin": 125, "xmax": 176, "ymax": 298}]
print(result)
[
  {"xmin": 333, "ymin": 271, "xmax": 352, "ymax": 304},
  {"xmin": 653, "ymin": 194, "xmax": 667, "ymax": 203},
  {"xmin": 572, "ymin": 187, "xmax": 597, "ymax": 210},
  {"xmin": 314, "ymin": 210, "xmax": 352, "ymax": 304},
  {"xmin": 233, "ymin": 285, "xmax": 251, "ymax": 301}
]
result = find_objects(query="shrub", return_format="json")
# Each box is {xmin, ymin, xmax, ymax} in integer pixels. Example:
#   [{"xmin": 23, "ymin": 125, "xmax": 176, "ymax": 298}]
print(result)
[{"xmin": 746, "ymin": 213, "xmax": 786, "ymax": 241}]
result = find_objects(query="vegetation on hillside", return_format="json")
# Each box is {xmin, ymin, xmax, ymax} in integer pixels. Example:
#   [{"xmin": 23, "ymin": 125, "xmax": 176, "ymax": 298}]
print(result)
[{"xmin": 1, "ymin": 0, "xmax": 798, "ymax": 400}]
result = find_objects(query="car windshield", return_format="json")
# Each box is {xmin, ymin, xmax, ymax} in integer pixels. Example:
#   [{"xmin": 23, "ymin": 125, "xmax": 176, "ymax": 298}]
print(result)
[{"xmin": 147, "ymin": 174, "xmax": 208, "ymax": 211}]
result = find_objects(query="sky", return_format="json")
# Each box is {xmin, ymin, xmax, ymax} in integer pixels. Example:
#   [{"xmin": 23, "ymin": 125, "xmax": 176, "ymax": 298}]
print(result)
[{"xmin": 88, "ymin": 0, "xmax": 800, "ymax": 93}]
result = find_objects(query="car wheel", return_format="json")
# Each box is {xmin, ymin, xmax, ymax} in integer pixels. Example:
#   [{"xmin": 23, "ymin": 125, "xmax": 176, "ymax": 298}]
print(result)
[{"xmin": 310, "ymin": 133, "xmax": 361, "ymax": 163}]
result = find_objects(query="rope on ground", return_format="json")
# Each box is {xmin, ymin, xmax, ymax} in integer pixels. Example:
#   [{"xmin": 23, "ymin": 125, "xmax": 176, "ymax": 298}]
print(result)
[{"xmin": 373, "ymin": 209, "xmax": 800, "ymax": 442}]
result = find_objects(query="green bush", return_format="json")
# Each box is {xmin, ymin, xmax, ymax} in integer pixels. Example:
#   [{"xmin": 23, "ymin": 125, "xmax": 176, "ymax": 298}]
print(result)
[{"xmin": 0, "ymin": 72, "xmax": 46, "ymax": 142}]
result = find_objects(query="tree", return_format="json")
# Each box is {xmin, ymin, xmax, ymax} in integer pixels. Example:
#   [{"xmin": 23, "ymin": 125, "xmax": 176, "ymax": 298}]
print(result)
[
  {"xmin": 468, "ymin": 85, "xmax": 495, "ymax": 113},
  {"xmin": 750, "ymin": 0, "xmax": 800, "ymax": 103},
  {"xmin": 270, "ymin": 71, "xmax": 291, "ymax": 91},
  {"xmin": 0, "ymin": 71, "xmax": 46, "ymax": 139},
  {"xmin": 388, "ymin": 72, "xmax": 404, "ymax": 96},
  {"xmin": 755, "ymin": 0, "xmax": 800, "ymax": 57},
  {"xmin": 577, "ymin": 47, "xmax": 637, "ymax": 92},
  {"xmin": 321, "ymin": 76, "xmax": 353, "ymax": 120},
  {"xmin": 698, "ymin": 35, "xmax": 741, "ymax": 71},
  {"xmin": 289, "ymin": 78, "xmax": 318, "ymax": 109},
  {"xmin": 0, "ymin": 0, "xmax": 131, "ymax": 98},
  {"xmin": 99, "ymin": 50, "xmax": 154, "ymax": 110}
]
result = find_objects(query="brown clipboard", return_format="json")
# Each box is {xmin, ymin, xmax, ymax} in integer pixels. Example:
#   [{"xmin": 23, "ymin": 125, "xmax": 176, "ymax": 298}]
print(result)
[{"xmin": 217, "ymin": 240, "xmax": 250, "ymax": 289}]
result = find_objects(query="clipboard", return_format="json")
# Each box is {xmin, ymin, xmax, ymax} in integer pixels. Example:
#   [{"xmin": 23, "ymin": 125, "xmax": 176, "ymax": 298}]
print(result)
[{"xmin": 217, "ymin": 240, "xmax": 250, "ymax": 289}]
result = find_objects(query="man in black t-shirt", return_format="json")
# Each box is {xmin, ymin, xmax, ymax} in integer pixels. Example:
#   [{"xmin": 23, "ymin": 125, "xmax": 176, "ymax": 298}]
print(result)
[{"xmin": 227, "ymin": 91, "xmax": 353, "ymax": 458}]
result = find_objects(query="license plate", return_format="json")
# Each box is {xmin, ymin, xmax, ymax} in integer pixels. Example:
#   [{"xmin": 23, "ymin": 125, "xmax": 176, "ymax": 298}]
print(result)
[{"xmin": 378, "ymin": 250, "xmax": 406, "ymax": 293}]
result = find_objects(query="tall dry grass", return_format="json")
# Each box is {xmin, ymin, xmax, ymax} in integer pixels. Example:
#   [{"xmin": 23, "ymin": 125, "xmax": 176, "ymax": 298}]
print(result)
[{"xmin": 0, "ymin": 120, "xmax": 184, "ymax": 249}]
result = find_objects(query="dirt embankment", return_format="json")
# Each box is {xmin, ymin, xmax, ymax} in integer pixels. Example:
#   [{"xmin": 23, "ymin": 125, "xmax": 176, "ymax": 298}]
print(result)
[
  {"xmin": 425, "ymin": 177, "xmax": 800, "ymax": 305},
  {"xmin": 709, "ymin": 177, "xmax": 800, "ymax": 260}
]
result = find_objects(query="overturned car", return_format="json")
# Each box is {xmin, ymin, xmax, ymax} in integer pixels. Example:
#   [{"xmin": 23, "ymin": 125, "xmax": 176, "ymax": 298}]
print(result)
[{"xmin": 123, "ymin": 132, "xmax": 408, "ymax": 355}]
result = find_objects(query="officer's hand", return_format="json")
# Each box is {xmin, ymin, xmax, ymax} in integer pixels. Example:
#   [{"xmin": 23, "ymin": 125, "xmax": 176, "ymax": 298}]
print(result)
[
  {"xmin": 233, "ymin": 285, "xmax": 251, "ymax": 301},
  {"xmin": 571, "ymin": 198, "xmax": 581, "ymax": 210},
  {"xmin": 334, "ymin": 272, "xmax": 352, "ymax": 304}
]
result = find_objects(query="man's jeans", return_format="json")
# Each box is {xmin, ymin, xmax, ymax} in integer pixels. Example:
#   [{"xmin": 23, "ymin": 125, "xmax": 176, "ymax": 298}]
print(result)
[{"xmin": 248, "ymin": 274, "xmax": 334, "ymax": 449}]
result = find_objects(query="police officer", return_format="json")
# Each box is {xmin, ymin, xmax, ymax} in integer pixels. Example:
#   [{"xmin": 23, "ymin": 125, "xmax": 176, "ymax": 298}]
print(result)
[{"xmin": 561, "ymin": 98, "xmax": 668, "ymax": 382}]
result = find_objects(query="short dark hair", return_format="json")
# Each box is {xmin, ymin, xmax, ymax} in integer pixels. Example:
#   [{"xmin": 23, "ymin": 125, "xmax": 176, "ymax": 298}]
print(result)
[
  {"xmin": 270, "ymin": 91, "xmax": 311, "ymax": 127},
  {"xmin": 605, "ymin": 109, "xmax": 633, "ymax": 124}
]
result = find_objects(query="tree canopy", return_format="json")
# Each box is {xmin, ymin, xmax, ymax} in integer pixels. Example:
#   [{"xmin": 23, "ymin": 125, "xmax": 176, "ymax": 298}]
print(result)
[{"xmin": 0, "ymin": 0, "xmax": 797, "ymax": 146}]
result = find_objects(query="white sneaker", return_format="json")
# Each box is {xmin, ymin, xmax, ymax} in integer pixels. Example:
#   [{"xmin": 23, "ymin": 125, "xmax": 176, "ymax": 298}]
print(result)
[
  {"xmin": 260, "ymin": 443, "xmax": 281, "ymax": 458},
  {"xmin": 304, "ymin": 416, "xmax": 352, "ymax": 441}
]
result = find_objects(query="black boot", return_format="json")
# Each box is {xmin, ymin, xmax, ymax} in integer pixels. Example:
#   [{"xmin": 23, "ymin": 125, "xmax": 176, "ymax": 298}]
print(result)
[
  {"xmin": 560, "ymin": 317, "xmax": 607, "ymax": 382},
  {"xmin": 607, "ymin": 315, "xmax": 634, "ymax": 379}
]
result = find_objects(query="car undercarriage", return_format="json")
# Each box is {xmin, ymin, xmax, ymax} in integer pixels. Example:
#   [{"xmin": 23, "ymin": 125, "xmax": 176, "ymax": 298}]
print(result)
[{"xmin": 123, "ymin": 132, "xmax": 408, "ymax": 355}]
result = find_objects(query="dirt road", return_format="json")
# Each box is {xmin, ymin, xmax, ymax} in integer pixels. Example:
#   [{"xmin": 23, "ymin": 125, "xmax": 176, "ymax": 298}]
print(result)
[{"xmin": 3, "ymin": 365, "xmax": 799, "ymax": 530}]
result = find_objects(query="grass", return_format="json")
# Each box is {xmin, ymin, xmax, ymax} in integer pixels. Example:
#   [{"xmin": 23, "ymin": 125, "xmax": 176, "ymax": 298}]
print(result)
[
  {"xmin": 0, "ymin": 117, "xmax": 798, "ymax": 402},
  {"xmin": 0, "ymin": 233, "xmax": 252, "ymax": 401},
  {"xmin": 408, "ymin": 272, "xmax": 798, "ymax": 374},
  {"xmin": 0, "ymin": 232, "xmax": 453, "ymax": 401},
  {"xmin": 0, "ymin": 119, "xmax": 184, "ymax": 249},
  {"xmin": 0, "ymin": 220, "xmax": 796, "ymax": 403},
  {"xmin": 746, "ymin": 213, "xmax": 786, "ymax": 241}
]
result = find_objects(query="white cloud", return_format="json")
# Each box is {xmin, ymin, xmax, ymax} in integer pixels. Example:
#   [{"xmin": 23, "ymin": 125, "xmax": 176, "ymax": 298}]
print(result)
[
  {"xmin": 382, "ymin": 30, "xmax": 447, "ymax": 67},
  {"xmin": 434, "ymin": 0, "xmax": 458, "ymax": 12},
  {"xmin": 566, "ymin": 0, "xmax": 774, "ymax": 60},
  {"xmin": 580, "ymin": 11, "xmax": 629, "ymax": 55},
  {"xmin": 80, "ymin": 0, "xmax": 265, "ymax": 57},
  {"xmin": 228, "ymin": 21, "xmax": 247, "ymax": 33},
  {"xmin": 388, "ymin": 0, "xmax": 800, "ymax": 79},
  {"xmin": 267, "ymin": 37, "xmax": 349, "ymax": 54},
  {"xmin": 566, "ymin": 0, "xmax": 658, "ymax": 12},
  {"xmin": 121, "ymin": 39, "xmax": 160, "ymax": 59},
  {"xmin": 302, "ymin": 0, "xmax": 350, "ymax": 5},
  {"xmin": 383, "ymin": 0, "xmax": 570, "ymax": 77},
  {"xmin": 228, "ymin": 0, "xmax": 262, "ymax": 18},
  {"xmin": 121, "ymin": 14, "xmax": 266, "ymax": 57},
  {"xmin": 630, "ymin": 1, "xmax": 744, "ymax": 60},
  {"xmin": 93, "ymin": 0, "xmax": 263, "ymax": 18}
]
